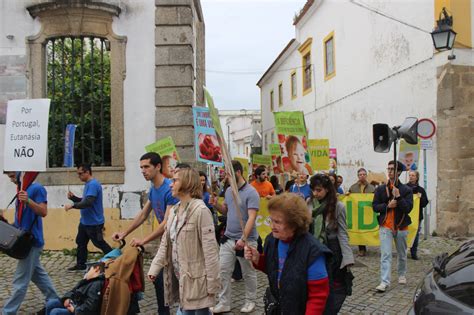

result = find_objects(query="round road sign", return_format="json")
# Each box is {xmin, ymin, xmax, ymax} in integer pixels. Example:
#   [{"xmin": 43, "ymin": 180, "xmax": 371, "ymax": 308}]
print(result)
[{"xmin": 418, "ymin": 118, "xmax": 436, "ymax": 139}]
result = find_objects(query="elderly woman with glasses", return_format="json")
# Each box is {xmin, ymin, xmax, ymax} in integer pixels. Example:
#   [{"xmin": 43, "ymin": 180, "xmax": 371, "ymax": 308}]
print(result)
[
  {"xmin": 245, "ymin": 193, "xmax": 330, "ymax": 314},
  {"xmin": 148, "ymin": 168, "xmax": 220, "ymax": 315}
]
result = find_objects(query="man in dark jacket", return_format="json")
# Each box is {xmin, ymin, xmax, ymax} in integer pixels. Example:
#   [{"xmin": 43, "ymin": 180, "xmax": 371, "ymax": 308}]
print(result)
[
  {"xmin": 373, "ymin": 160, "xmax": 413, "ymax": 292},
  {"xmin": 45, "ymin": 263, "xmax": 105, "ymax": 314},
  {"xmin": 407, "ymin": 170, "xmax": 429, "ymax": 260}
]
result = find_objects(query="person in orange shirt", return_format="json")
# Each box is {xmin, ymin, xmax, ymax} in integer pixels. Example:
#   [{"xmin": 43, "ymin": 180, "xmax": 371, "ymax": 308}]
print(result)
[
  {"xmin": 372, "ymin": 160, "xmax": 413, "ymax": 293},
  {"xmin": 251, "ymin": 165, "xmax": 275, "ymax": 199}
]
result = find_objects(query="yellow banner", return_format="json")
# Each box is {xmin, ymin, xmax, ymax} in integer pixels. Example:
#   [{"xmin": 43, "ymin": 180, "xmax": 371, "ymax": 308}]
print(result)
[
  {"xmin": 340, "ymin": 193, "xmax": 419, "ymax": 246},
  {"xmin": 255, "ymin": 198, "xmax": 272, "ymax": 240}
]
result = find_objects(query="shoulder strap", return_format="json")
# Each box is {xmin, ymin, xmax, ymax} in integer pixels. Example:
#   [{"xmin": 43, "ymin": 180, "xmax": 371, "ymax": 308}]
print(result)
[{"xmin": 28, "ymin": 214, "xmax": 38, "ymax": 232}]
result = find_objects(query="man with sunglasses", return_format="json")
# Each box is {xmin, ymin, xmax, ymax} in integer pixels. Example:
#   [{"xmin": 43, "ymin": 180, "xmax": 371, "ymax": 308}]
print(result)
[
  {"xmin": 65, "ymin": 163, "xmax": 112, "ymax": 271},
  {"xmin": 372, "ymin": 160, "xmax": 413, "ymax": 292}
]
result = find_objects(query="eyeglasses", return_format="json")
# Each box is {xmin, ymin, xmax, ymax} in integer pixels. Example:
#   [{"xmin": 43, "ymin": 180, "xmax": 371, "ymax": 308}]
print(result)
[{"xmin": 77, "ymin": 172, "xmax": 85, "ymax": 176}]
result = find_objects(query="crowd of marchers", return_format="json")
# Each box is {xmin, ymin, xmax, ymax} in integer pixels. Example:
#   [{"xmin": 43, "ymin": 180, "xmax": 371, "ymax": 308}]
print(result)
[{"xmin": 1, "ymin": 152, "xmax": 428, "ymax": 315}]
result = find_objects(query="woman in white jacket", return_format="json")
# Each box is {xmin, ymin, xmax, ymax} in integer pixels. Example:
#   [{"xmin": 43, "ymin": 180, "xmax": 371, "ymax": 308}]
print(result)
[{"xmin": 148, "ymin": 168, "xmax": 220, "ymax": 315}]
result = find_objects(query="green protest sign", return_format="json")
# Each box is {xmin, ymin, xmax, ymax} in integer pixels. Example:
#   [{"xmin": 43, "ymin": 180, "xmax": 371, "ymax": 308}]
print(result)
[
  {"xmin": 204, "ymin": 88, "xmax": 224, "ymax": 140},
  {"xmin": 145, "ymin": 136, "xmax": 181, "ymax": 162},
  {"xmin": 252, "ymin": 154, "xmax": 272, "ymax": 166},
  {"xmin": 273, "ymin": 111, "xmax": 307, "ymax": 136},
  {"xmin": 270, "ymin": 144, "xmax": 281, "ymax": 156}
]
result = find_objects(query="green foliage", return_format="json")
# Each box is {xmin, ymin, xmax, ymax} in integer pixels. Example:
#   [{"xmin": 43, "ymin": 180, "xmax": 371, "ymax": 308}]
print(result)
[
  {"xmin": 62, "ymin": 247, "xmax": 77, "ymax": 257},
  {"xmin": 46, "ymin": 37, "xmax": 111, "ymax": 167}
]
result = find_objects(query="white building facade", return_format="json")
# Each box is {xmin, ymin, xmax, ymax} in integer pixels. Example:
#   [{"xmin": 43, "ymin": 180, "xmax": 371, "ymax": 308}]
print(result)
[
  {"xmin": 258, "ymin": 0, "xmax": 474, "ymax": 235},
  {"xmin": 218, "ymin": 109, "xmax": 261, "ymax": 159}
]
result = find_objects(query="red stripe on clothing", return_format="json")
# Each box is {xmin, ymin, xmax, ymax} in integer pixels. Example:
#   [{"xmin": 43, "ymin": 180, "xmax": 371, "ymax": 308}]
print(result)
[
  {"xmin": 253, "ymin": 253, "xmax": 266, "ymax": 272},
  {"xmin": 305, "ymin": 277, "xmax": 329, "ymax": 315}
]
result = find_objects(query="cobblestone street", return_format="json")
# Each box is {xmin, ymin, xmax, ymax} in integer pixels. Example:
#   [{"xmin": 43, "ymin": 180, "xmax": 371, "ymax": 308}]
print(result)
[{"xmin": 0, "ymin": 236, "xmax": 467, "ymax": 315}]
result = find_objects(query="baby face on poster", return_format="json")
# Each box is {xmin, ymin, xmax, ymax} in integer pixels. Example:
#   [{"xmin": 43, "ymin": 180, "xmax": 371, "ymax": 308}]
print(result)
[{"xmin": 280, "ymin": 135, "xmax": 312, "ymax": 174}]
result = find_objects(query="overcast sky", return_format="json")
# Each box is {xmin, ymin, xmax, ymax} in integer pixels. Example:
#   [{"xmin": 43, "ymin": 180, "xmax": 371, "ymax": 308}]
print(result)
[{"xmin": 201, "ymin": 0, "xmax": 307, "ymax": 110}]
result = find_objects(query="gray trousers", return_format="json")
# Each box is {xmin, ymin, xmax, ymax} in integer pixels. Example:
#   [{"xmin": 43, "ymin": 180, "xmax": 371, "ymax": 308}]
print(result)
[{"xmin": 217, "ymin": 239, "xmax": 257, "ymax": 307}]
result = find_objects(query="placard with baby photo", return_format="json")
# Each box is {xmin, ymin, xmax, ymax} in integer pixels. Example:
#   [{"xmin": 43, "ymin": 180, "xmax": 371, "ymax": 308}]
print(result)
[
  {"xmin": 398, "ymin": 139, "xmax": 420, "ymax": 171},
  {"xmin": 273, "ymin": 111, "xmax": 312, "ymax": 175}
]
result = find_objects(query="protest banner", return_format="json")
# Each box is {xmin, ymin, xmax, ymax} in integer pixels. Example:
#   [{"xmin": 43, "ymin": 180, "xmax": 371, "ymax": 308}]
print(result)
[
  {"xmin": 234, "ymin": 157, "xmax": 249, "ymax": 180},
  {"xmin": 204, "ymin": 87, "xmax": 244, "ymax": 236},
  {"xmin": 192, "ymin": 106, "xmax": 223, "ymax": 166},
  {"xmin": 273, "ymin": 111, "xmax": 312, "ymax": 175},
  {"xmin": 63, "ymin": 124, "xmax": 77, "ymax": 168},
  {"xmin": 340, "ymin": 193, "xmax": 420, "ymax": 246},
  {"xmin": 248, "ymin": 193, "xmax": 419, "ymax": 246},
  {"xmin": 308, "ymin": 139, "xmax": 330, "ymax": 171},
  {"xmin": 329, "ymin": 148, "xmax": 338, "ymax": 173},
  {"xmin": 251, "ymin": 154, "xmax": 272, "ymax": 171},
  {"xmin": 398, "ymin": 139, "xmax": 420, "ymax": 171},
  {"xmin": 4, "ymin": 99, "xmax": 50, "ymax": 171},
  {"xmin": 269, "ymin": 143, "xmax": 281, "ymax": 156},
  {"xmin": 145, "ymin": 136, "xmax": 181, "ymax": 170}
]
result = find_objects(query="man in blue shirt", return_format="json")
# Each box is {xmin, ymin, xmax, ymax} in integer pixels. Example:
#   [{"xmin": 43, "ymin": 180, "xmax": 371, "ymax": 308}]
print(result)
[
  {"xmin": 112, "ymin": 152, "xmax": 178, "ymax": 315},
  {"xmin": 2, "ymin": 171, "xmax": 59, "ymax": 315},
  {"xmin": 65, "ymin": 164, "xmax": 112, "ymax": 271}
]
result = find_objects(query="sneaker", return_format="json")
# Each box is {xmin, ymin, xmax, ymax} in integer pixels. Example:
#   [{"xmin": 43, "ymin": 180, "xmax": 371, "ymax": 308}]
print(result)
[
  {"xmin": 398, "ymin": 276, "xmax": 407, "ymax": 284},
  {"xmin": 67, "ymin": 264, "xmax": 87, "ymax": 271},
  {"xmin": 240, "ymin": 302, "xmax": 256, "ymax": 313},
  {"xmin": 210, "ymin": 303, "xmax": 231, "ymax": 314},
  {"xmin": 376, "ymin": 283, "xmax": 388, "ymax": 292}
]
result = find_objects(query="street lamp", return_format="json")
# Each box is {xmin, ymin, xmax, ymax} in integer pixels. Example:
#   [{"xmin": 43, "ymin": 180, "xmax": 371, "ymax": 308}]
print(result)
[{"xmin": 431, "ymin": 7, "xmax": 456, "ymax": 58}]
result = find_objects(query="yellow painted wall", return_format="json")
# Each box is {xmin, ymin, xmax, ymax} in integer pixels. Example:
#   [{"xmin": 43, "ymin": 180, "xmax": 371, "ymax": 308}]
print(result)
[
  {"xmin": 435, "ymin": 0, "xmax": 472, "ymax": 48},
  {"xmin": 3, "ymin": 208, "xmax": 154, "ymax": 251}
]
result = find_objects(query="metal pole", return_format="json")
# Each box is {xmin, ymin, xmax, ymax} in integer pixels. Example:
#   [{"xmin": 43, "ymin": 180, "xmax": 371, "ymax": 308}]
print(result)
[{"xmin": 423, "ymin": 148, "xmax": 429, "ymax": 240}]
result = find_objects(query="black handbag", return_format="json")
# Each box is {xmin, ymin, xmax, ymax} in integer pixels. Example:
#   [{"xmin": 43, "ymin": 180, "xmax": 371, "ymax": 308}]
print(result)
[
  {"xmin": 0, "ymin": 217, "xmax": 37, "ymax": 259},
  {"xmin": 263, "ymin": 287, "xmax": 280, "ymax": 315}
]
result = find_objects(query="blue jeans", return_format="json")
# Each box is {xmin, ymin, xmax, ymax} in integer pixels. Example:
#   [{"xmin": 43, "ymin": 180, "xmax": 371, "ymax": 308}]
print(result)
[
  {"xmin": 2, "ymin": 246, "xmax": 59, "ymax": 315},
  {"xmin": 177, "ymin": 307, "xmax": 210, "ymax": 315},
  {"xmin": 45, "ymin": 298, "xmax": 70, "ymax": 315},
  {"xmin": 379, "ymin": 227, "xmax": 408, "ymax": 285}
]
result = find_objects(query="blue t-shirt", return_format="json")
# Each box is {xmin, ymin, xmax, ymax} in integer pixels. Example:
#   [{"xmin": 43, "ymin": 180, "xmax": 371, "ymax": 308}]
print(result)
[
  {"xmin": 277, "ymin": 240, "xmax": 327, "ymax": 285},
  {"xmin": 149, "ymin": 178, "xmax": 179, "ymax": 223},
  {"xmin": 337, "ymin": 186, "xmax": 344, "ymax": 194},
  {"xmin": 290, "ymin": 183, "xmax": 312, "ymax": 200},
  {"xmin": 224, "ymin": 183, "xmax": 260, "ymax": 241},
  {"xmin": 14, "ymin": 183, "xmax": 47, "ymax": 248},
  {"xmin": 203, "ymin": 191, "xmax": 212, "ymax": 210},
  {"xmin": 80, "ymin": 178, "xmax": 104, "ymax": 226}
]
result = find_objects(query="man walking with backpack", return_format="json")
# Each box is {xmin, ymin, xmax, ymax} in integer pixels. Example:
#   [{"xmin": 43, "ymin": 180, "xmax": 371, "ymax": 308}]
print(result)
[{"xmin": 2, "ymin": 171, "xmax": 59, "ymax": 315}]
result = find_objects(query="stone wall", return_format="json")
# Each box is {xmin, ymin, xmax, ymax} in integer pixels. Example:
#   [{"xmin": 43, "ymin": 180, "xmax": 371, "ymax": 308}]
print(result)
[
  {"xmin": 155, "ymin": 0, "xmax": 204, "ymax": 163},
  {"xmin": 436, "ymin": 64, "xmax": 474, "ymax": 236},
  {"xmin": 0, "ymin": 55, "xmax": 27, "ymax": 124}
]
